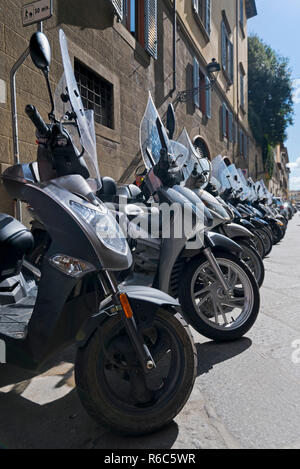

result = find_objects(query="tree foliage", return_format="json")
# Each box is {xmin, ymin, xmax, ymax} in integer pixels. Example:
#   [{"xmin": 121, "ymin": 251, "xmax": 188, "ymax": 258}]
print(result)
[{"xmin": 248, "ymin": 35, "xmax": 294, "ymax": 173}]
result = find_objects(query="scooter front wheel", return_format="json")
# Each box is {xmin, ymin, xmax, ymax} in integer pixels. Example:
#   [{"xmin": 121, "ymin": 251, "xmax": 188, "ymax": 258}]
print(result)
[
  {"xmin": 75, "ymin": 309, "xmax": 196, "ymax": 436},
  {"xmin": 178, "ymin": 252, "xmax": 260, "ymax": 342}
]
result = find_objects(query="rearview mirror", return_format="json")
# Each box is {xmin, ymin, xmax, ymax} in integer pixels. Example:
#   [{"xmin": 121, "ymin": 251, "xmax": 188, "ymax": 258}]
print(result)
[
  {"xmin": 30, "ymin": 32, "xmax": 51, "ymax": 71},
  {"xmin": 166, "ymin": 104, "xmax": 176, "ymax": 140}
]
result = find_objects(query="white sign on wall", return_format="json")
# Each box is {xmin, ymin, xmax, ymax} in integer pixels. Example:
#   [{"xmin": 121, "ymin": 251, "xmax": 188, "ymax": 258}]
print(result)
[
  {"xmin": 0, "ymin": 80, "xmax": 6, "ymax": 104},
  {"xmin": 22, "ymin": 0, "xmax": 52, "ymax": 27},
  {"xmin": 0, "ymin": 339, "xmax": 6, "ymax": 364}
]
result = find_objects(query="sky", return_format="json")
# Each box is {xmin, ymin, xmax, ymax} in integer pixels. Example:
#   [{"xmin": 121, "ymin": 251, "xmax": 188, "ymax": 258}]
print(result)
[{"xmin": 249, "ymin": 0, "xmax": 300, "ymax": 190}]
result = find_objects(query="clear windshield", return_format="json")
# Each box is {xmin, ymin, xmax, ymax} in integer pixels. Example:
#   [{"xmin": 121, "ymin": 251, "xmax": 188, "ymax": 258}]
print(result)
[
  {"xmin": 211, "ymin": 155, "xmax": 234, "ymax": 193},
  {"xmin": 237, "ymin": 169, "xmax": 251, "ymax": 201},
  {"xmin": 255, "ymin": 181, "xmax": 265, "ymax": 200},
  {"xmin": 260, "ymin": 180, "xmax": 273, "ymax": 205},
  {"xmin": 227, "ymin": 165, "xmax": 244, "ymax": 196},
  {"xmin": 246, "ymin": 177, "xmax": 257, "ymax": 202},
  {"xmin": 57, "ymin": 29, "xmax": 101, "ymax": 188},
  {"xmin": 140, "ymin": 94, "xmax": 188, "ymax": 171},
  {"xmin": 177, "ymin": 129, "xmax": 211, "ymax": 187}
]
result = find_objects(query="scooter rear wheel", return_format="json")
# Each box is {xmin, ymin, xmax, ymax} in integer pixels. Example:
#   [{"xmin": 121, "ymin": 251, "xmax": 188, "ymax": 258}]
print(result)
[
  {"xmin": 238, "ymin": 241, "xmax": 265, "ymax": 288},
  {"xmin": 75, "ymin": 309, "xmax": 196, "ymax": 436},
  {"xmin": 256, "ymin": 228, "xmax": 273, "ymax": 257}
]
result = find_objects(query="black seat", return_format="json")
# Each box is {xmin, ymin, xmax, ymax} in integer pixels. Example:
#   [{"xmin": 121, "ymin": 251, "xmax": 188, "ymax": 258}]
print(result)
[{"xmin": 0, "ymin": 214, "xmax": 34, "ymax": 282}]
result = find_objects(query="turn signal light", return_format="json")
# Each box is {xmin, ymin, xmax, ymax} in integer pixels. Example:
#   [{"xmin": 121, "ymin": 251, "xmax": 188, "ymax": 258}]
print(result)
[
  {"xmin": 50, "ymin": 255, "xmax": 95, "ymax": 278},
  {"xmin": 119, "ymin": 293, "xmax": 133, "ymax": 319}
]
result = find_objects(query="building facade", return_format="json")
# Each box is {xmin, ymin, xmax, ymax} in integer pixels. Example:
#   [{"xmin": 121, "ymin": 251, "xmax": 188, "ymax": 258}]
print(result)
[
  {"xmin": 268, "ymin": 144, "xmax": 290, "ymax": 198},
  {"xmin": 0, "ymin": 0, "xmax": 263, "ymax": 217}
]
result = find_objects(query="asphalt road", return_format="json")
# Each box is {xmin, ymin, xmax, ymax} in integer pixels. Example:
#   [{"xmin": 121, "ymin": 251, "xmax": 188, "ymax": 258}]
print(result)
[{"xmin": 0, "ymin": 215, "xmax": 299, "ymax": 449}]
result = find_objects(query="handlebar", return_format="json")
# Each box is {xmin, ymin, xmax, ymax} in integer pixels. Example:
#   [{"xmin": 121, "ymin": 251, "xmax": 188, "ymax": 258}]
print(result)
[{"xmin": 25, "ymin": 105, "xmax": 50, "ymax": 138}]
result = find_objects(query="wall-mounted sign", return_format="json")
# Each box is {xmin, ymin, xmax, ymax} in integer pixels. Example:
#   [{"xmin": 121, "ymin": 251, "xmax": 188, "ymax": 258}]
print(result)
[{"xmin": 22, "ymin": 0, "xmax": 52, "ymax": 27}]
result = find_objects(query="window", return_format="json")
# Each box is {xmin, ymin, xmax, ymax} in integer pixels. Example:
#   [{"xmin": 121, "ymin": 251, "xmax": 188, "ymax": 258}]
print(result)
[
  {"xmin": 222, "ymin": 103, "xmax": 233, "ymax": 142},
  {"xmin": 122, "ymin": 0, "xmax": 158, "ymax": 59},
  {"xmin": 75, "ymin": 60, "xmax": 114, "ymax": 129},
  {"xmin": 221, "ymin": 21, "xmax": 234, "ymax": 83},
  {"xmin": 192, "ymin": 0, "xmax": 211, "ymax": 36},
  {"xmin": 123, "ymin": 0, "xmax": 145, "ymax": 46},
  {"xmin": 239, "ymin": 129, "xmax": 248, "ymax": 157},
  {"xmin": 193, "ymin": 57, "xmax": 211, "ymax": 118}
]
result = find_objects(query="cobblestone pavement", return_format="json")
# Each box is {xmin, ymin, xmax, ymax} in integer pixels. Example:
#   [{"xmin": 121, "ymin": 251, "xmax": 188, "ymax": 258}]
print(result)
[{"xmin": 0, "ymin": 216, "xmax": 299, "ymax": 449}]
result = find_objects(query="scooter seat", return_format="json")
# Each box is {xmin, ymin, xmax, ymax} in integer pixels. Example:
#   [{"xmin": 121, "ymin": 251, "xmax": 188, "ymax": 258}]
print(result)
[{"xmin": 0, "ymin": 214, "xmax": 34, "ymax": 282}]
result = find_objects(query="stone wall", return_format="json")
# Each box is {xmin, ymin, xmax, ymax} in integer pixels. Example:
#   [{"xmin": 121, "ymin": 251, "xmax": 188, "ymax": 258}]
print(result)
[{"xmin": 0, "ymin": 0, "xmax": 263, "ymax": 217}]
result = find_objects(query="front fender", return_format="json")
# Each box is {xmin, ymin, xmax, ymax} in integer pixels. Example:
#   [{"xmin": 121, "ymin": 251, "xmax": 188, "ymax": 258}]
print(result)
[
  {"xmin": 206, "ymin": 231, "xmax": 242, "ymax": 255},
  {"xmin": 77, "ymin": 286, "xmax": 179, "ymax": 347}
]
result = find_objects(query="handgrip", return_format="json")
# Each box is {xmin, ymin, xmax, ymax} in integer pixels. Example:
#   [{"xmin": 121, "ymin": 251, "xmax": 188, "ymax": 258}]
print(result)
[{"xmin": 25, "ymin": 105, "xmax": 49, "ymax": 137}]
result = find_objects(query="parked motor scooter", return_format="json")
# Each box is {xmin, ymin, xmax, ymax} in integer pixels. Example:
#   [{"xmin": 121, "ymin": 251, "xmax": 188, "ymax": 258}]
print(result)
[
  {"xmin": 210, "ymin": 156, "xmax": 267, "ymax": 259},
  {"xmin": 0, "ymin": 30, "xmax": 197, "ymax": 436},
  {"xmin": 176, "ymin": 130, "xmax": 265, "ymax": 288}
]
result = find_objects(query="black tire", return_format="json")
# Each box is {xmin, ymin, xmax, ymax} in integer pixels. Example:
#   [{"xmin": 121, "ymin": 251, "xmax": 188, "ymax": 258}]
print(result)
[
  {"xmin": 256, "ymin": 228, "xmax": 272, "ymax": 257},
  {"xmin": 238, "ymin": 240, "xmax": 265, "ymax": 288},
  {"xmin": 272, "ymin": 223, "xmax": 284, "ymax": 245},
  {"xmin": 178, "ymin": 251, "xmax": 260, "ymax": 342},
  {"xmin": 75, "ymin": 309, "xmax": 197, "ymax": 436},
  {"xmin": 251, "ymin": 231, "xmax": 266, "ymax": 258}
]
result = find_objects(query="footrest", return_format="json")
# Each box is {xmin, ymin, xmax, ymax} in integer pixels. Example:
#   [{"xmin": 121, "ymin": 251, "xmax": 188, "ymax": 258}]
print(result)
[{"xmin": 0, "ymin": 297, "xmax": 35, "ymax": 339}]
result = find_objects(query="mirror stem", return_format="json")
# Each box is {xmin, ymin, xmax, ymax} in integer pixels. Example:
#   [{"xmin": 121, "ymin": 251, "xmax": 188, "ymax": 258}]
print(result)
[{"xmin": 43, "ymin": 68, "xmax": 55, "ymax": 121}]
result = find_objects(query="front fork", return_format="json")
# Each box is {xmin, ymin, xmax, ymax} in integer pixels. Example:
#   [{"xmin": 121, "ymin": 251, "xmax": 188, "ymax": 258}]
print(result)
[
  {"xmin": 99, "ymin": 271, "xmax": 156, "ymax": 374},
  {"xmin": 203, "ymin": 248, "xmax": 233, "ymax": 294}
]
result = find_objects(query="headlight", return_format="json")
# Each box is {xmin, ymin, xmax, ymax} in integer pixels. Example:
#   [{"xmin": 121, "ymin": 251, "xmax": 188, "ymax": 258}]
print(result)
[{"xmin": 70, "ymin": 201, "xmax": 128, "ymax": 254}]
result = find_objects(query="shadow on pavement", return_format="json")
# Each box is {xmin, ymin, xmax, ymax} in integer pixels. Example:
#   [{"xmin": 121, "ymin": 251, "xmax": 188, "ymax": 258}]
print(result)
[
  {"xmin": 0, "ymin": 346, "xmax": 180, "ymax": 449},
  {"xmin": 0, "ymin": 386, "xmax": 179, "ymax": 449},
  {"xmin": 0, "ymin": 339, "xmax": 251, "ymax": 449},
  {"xmin": 196, "ymin": 337, "xmax": 252, "ymax": 376}
]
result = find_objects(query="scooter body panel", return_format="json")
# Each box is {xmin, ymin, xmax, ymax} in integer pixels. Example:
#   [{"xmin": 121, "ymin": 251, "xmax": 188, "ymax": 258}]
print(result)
[{"xmin": 221, "ymin": 223, "xmax": 254, "ymax": 240}]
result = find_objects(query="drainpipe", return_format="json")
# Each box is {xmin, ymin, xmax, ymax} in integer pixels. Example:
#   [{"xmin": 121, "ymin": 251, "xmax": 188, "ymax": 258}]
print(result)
[
  {"xmin": 172, "ymin": 0, "xmax": 177, "ymax": 93},
  {"xmin": 235, "ymin": 0, "xmax": 240, "ymax": 165}
]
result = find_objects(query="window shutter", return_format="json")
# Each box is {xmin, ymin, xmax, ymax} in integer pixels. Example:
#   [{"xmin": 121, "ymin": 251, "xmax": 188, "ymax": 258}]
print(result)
[
  {"xmin": 244, "ymin": 134, "xmax": 248, "ymax": 158},
  {"xmin": 193, "ymin": 57, "xmax": 200, "ymax": 108},
  {"xmin": 222, "ymin": 103, "xmax": 227, "ymax": 137},
  {"xmin": 228, "ymin": 111, "xmax": 233, "ymax": 142},
  {"xmin": 110, "ymin": 0, "xmax": 123, "ymax": 20},
  {"xmin": 221, "ymin": 22, "xmax": 226, "ymax": 70},
  {"xmin": 205, "ymin": 0, "xmax": 211, "ymax": 35},
  {"xmin": 229, "ymin": 41, "xmax": 234, "ymax": 83},
  {"xmin": 240, "ymin": 75, "xmax": 245, "ymax": 108},
  {"xmin": 239, "ymin": 130, "xmax": 243, "ymax": 154},
  {"xmin": 192, "ymin": 0, "xmax": 199, "ymax": 14},
  {"xmin": 233, "ymin": 121, "xmax": 237, "ymax": 143},
  {"xmin": 145, "ymin": 0, "xmax": 158, "ymax": 59},
  {"xmin": 205, "ymin": 76, "xmax": 211, "ymax": 118}
]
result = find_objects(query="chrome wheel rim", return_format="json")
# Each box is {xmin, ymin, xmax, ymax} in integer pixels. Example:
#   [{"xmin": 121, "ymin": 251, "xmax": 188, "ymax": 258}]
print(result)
[{"xmin": 191, "ymin": 258, "xmax": 254, "ymax": 331}]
